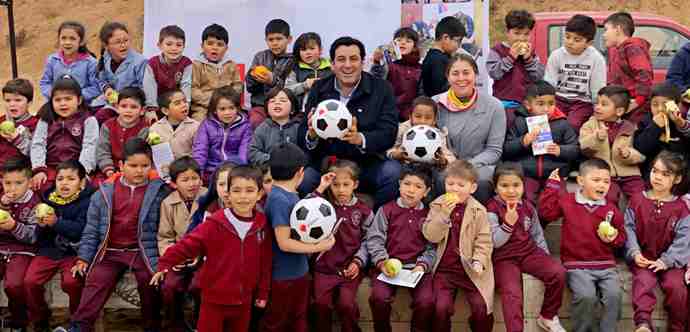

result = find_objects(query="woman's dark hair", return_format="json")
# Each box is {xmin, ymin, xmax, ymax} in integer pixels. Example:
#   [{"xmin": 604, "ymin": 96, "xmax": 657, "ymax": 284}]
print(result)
[
  {"xmin": 39, "ymin": 75, "xmax": 87, "ymax": 124},
  {"xmin": 293, "ymin": 32, "xmax": 322, "ymax": 64},
  {"xmin": 492, "ymin": 162, "xmax": 524, "ymax": 188},
  {"xmin": 445, "ymin": 53, "xmax": 478, "ymax": 76},
  {"xmin": 58, "ymin": 21, "xmax": 96, "ymax": 57},
  {"xmin": 97, "ymin": 21, "xmax": 129, "ymax": 73},
  {"xmin": 187, "ymin": 161, "xmax": 237, "ymax": 233},
  {"xmin": 651, "ymin": 150, "xmax": 688, "ymax": 195},
  {"xmin": 56, "ymin": 159, "xmax": 87, "ymax": 179},
  {"xmin": 266, "ymin": 87, "xmax": 298, "ymax": 116}
]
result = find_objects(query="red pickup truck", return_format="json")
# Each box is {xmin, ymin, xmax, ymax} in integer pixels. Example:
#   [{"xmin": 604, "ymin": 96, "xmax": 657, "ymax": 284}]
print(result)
[{"xmin": 530, "ymin": 12, "xmax": 690, "ymax": 84}]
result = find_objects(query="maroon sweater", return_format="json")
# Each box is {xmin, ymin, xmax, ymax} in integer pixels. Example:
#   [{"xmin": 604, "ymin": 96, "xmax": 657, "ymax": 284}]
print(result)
[
  {"xmin": 491, "ymin": 43, "xmax": 535, "ymax": 102},
  {"xmin": 387, "ymin": 52, "xmax": 421, "ymax": 121},
  {"xmin": 486, "ymin": 198, "xmax": 542, "ymax": 261},
  {"xmin": 108, "ymin": 180, "xmax": 147, "ymax": 249},
  {"xmin": 314, "ymin": 198, "xmax": 373, "ymax": 275},
  {"xmin": 0, "ymin": 190, "xmax": 40, "ymax": 252},
  {"xmin": 45, "ymin": 112, "xmax": 89, "ymax": 168},
  {"xmin": 148, "ymin": 55, "xmax": 193, "ymax": 96},
  {"xmin": 103, "ymin": 118, "xmax": 149, "ymax": 170},
  {"xmin": 436, "ymin": 203, "xmax": 467, "ymax": 275},
  {"xmin": 607, "ymin": 37, "xmax": 653, "ymax": 108},
  {"xmin": 368, "ymin": 200, "xmax": 431, "ymax": 269},
  {"xmin": 539, "ymin": 179, "xmax": 626, "ymax": 269},
  {"xmin": 627, "ymin": 192, "xmax": 690, "ymax": 262}
]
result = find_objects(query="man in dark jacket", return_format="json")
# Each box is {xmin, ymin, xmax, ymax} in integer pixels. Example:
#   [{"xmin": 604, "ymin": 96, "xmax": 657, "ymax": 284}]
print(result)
[
  {"xmin": 667, "ymin": 42, "xmax": 690, "ymax": 93},
  {"xmin": 298, "ymin": 36, "xmax": 400, "ymax": 208}
]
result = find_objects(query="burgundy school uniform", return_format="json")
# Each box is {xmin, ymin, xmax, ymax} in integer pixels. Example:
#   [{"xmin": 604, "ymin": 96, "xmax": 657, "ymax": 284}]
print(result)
[
  {"xmin": 539, "ymin": 179, "xmax": 626, "ymax": 270},
  {"xmin": 486, "ymin": 197, "xmax": 566, "ymax": 332},
  {"xmin": 626, "ymin": 193, "xmax": 690, "ymax": 331},
  {"xmin": 313, "ymin": 197, "xmax": 373, "ymax": 332},
  {"xmin": 367, "ymin": 200, "xmax": 435, "ymax": 332},
  {"xmin": 432, "ymin": 203, "xmax": 494, "ymax": 332},
  {"xmin": 158, "ymin": 209, "xmax": 272, "ymax": 331},
  {"xmin": 100, "ymin": 118, "xmax": 149, "ymax": 174},
  {"xmin": 148, "ymin": 55, "xmax": 192, "ymax": 97},
  {"xmin": 607, "ymin": 37, "xmax": 653, "ymax": 124},
  {"xmin": 386, "ymin": 52, "xmax": 422, "ymax": 121},
  {"xmin": 490, "ymin": 43, "xmax": 536, "ymax": 103},
  {"xmin": 108, "ymin": 180, "xmax": 146, "ymax": 249},
  {"xmin": 0, "ymin": 190, "xmax": 40, "ymax": 328}
]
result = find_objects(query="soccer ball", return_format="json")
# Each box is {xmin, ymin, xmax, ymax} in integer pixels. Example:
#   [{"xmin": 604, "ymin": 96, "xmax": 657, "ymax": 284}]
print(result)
[
  {"xmin": 312, "ymin": 99, "xmax": 353, "ymax": 139},
  {"xmin": 289, "ymin": 197, "xmax": 337, "ymax": 244},
  {"xmin": 401, "ymin": 125, "xmax": 444, "ymax": 162}
]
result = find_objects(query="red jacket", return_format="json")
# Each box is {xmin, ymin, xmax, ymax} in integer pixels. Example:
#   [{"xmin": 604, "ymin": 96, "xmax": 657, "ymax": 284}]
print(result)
[
  {"xmin": 387, "ymin": 52, "xmax": 421, "ymax": 121},
  {"xmin": 607, "ymin": 37, "xmax": 653, "ymax": 109},
  {"xmin": 538, "ymin": 179, "xmax": 626, "ymax": 270},
  {"xmin": 158, "ymin": 208, "xmax": 272, "ymax": 305}
]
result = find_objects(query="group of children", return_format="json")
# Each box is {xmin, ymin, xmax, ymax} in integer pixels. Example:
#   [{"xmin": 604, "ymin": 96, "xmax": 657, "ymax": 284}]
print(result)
[{"xmin": 0, "ymin": 5, "xmax": 688, "ymax": 332}]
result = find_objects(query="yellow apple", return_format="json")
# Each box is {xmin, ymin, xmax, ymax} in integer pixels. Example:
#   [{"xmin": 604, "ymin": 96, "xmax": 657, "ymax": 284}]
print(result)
[
  {"xmin": 0, "ymin": 121, "xmax": 15, "ymax": 136},
  {"xmin": 107, "ymin": 90, "xmax": 119, "ymax": 105},
  {"xmin": 36, "ymin": 203, "xmax": 55, "ymax": 219},
  {"xmin": 0, "ymin": 209, "xmax": 10, "ymax": 222},
  {"xmin": 384, "ymin": 258, "xmax": 403, "ymax": 277},
  {"xmin": 147, "ymin": 132, "xmax": 162, "ymax": 146},
  {"xmin": 598, "ymin": 221, "xmax": 616, "ymax": 238}
]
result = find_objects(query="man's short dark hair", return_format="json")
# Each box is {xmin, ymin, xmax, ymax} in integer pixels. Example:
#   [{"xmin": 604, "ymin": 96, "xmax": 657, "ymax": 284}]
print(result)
[
  {"xmin": 526, "ymin": 80, "xmax": 557, "ymax": 100},
  {"xmin": 579, "ymin": 158, "xmax": 611, "ymax": 176},
  {"xmin": 2, "ymin": 78, "xmax": 33, "ymax": 102},
  {"xmin": 604, "ymin": 12, "xmax": 635, "ymax": 36},
  {"xmin": 329, "ymin": 36, "xmax": 366, "ymax": 62},
  {"xmin": 123, "ymin": 137, "xmax": 152, "ymax": 162},
  {"xmin": 434, "ymin": 16, "xmax": 466, "ymax": 41},
  {"xmin": 268, "ymin": 143, "xmax": 307, "ymax": 181},
  {"xmin": 159, "ymin": 25, "xmax": 185, "ymax": 43},
  {"xmin": 2, "ymin": 157, "xmax": 32, "ymax": 179},
  {"xmin": 228, "ymin": 165, "xmax": 263, "ymax": 190},
  {"xmin": 202, "ymin": 24, "xmax": 228, "ymax": 44},
  {"xmin": 265, "ymin": 19, "xmax": 290, "ymax": 37},
  {"xmin": 598, "ymin": 85, "xmax": 631, "ymax": 111},
  {"xmin": 169, "ymin": 156, "xmax": 201, "ymax": 182},
  {"xmin": 56, "ymin": 159, "xmax": 87, "ymax": 179},
  {"xmin": 505, "ymin": 10, "xmax": 535, "ymax": 31},
  {"xmin": 566, "ymin": 14, "xmax": 597, "ymax": 41},
  {"xmin": 394, "ymin": 27, "xmax": 419, "ymax": 46},
  {"xmin": 651, "ymin": 82, "xmax": 682, "ymax": 104}
]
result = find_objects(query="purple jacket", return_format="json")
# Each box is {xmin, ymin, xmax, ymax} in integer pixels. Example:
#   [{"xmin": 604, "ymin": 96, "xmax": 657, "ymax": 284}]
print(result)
[{"xmin": 192, "ymin": 111, "xmax": 252, "ymax": 173}]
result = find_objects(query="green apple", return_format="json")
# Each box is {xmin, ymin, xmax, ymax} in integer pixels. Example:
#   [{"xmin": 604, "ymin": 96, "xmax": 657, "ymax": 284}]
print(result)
[
  {"xmin": 384, "ymin": 258, "xmax": 403, "ymax": 277},
  {"xmin": 147, "ymin": 132, "xmax": 162, "ymax": 145},
  {"xmin": 598, "ymin": 221, "xmax": 616, "ymax": 238},
  {"xmin": 36, "ymin": 203, "xmax": 55, "ymax": 219},
  {"xmin": 0, "ymin": 209, "xmax": 10, "ymax": 222},
  {"xmin": 107, "ymin": 90, "xmax": 119, "ymax": 105},
  {"xmin": 0, "ymin": 121, "xmax": 16, "ymax": 136}
]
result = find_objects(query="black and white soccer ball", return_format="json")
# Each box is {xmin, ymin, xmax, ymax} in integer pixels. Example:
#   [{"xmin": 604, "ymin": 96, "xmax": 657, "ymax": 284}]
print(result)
[
  {"xmin": 311, "ymin": 99, "xmax": 353, "ymax": 139},
  {"xmin": 289, "ymin": 197, "xmax": 337, "ymax": 243},
  {"xmin": 401, "ymin": 125, "xmax": 443, "ymax": 162}
]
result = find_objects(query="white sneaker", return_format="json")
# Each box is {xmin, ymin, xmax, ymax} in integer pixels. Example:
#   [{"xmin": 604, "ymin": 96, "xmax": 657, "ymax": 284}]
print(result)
[
  {"xmin": 635, "ymin": 324, "xmax": 652, "ymax": 332},
  {"xmin": 537, "ymin": 315, "xmax": 566, "ymax": 332}
]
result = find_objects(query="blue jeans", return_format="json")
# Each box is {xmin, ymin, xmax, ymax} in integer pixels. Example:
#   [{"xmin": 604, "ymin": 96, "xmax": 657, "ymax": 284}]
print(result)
[{"xmin": 299, "ymin": 160, "xmax": 402, "ymax": 209}]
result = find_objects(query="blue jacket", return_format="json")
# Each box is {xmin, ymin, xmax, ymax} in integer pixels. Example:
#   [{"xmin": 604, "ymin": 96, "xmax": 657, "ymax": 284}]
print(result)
[
  {"xmin": 95, "ymin": 50, "xmax": 147, "ymax": 103},
  {"xmin": 40, "ymin": 52, "xmax": 101, "ymax": 104},
  {"xmin": 38, "ymin": 185, "xmax": 96, "ymax": 260},
  {"xmin": 78, "ymin": 179, "xmax": 170, "ymax": 273},
  {"xmin": 667, "ymin": 42, "xmax": 690, "ymax": 91}
]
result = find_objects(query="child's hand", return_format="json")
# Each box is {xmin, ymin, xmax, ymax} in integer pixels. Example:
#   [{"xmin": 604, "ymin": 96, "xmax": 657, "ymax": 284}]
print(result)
[
  {"xmin": 433, "ymin": 150, "xmax": 448, "ymax": 168},
  {"xmin": 306, "ymin": 109, "xmax": 318, "ymax": 140},
  {"xmin": 315, "ymin": 236, "xmax": 336, "ymax": 252},
  {"xmin": 648, "ymin": 259, "xmax": 667, "ymax": 273},
  {"xmin": 144, "ymin": 109, "xmax": 159, "ymax": 124},
  {"xmin": 653, "ymin": 112, "xmax": 667, "ymax": 128},
  {"xmin": 304, "ymin": 78, "xmax": 316, "ymax": 90},
  {"xmin": 617, "ymin": 146, "xmax": 632, "ymax": 160},
  {"xmin": 522, "ymin": 42, "xmax": 533, "ymax": 60},
  {"xmin": 504, "ymin": 201, "xmax": 519, "ymax": 226},
  {"xmin": 0, "ymin": 194, "xmax": 11, "ymax": 206},
  {"xmin": 72, "ymin": 260, "xmax": 88, "ymax": 278},
  {"xmin": 596, "ymin": 123, "xmax": 608, "ymax": 141},
  {"xmin": 31, "ymin": 172, "xmax": 47, "ymax": 191},
  {"xmin": 0, "ymin": 216, "xmax": 16, "ymax": 231},
  {"xmin": 316, "ymin": 172, "xmax": 336, "ymax": 194},
  {"xmin": 254, "ymin": 299, "xmax": 267, "ymax": 308},
  {"xmin": 685, "ymin": 268, "xmax": 690, "ymax": 284},
  {"xmin": 509, "ymin": 42, "xmax": 521, "ymax": 59},
  {"xmin": 411, "ymin": 265, "xmax": 425, "ymax": 274},
  {"xmin": 390, "ymin": 149, "xmax": 408, "ymax": 162},
  {"xmin": 597, "ymin": 226, "xmax": 618, "ymax": 243},
  {"xmin": 0, "ymin": 127, "xmax": 18, "ymax": 142},
  {"xmin": 522, "ymin": 130, "xmax": 539, "ymax": 147},
  {"xmin": 548, "ymin": 168, "xmax": 561, "ymax": 182},
  {"xmin": 342, "ymin": 261, "xmax": 360, "ymax": 280},
  {"xmin": 438, "ymin": 194, "xmax": 459, "ymax": 217},
  {"xmin": 546, "ymin": 143, "xmax": 561, "ymax": 156},
  {"xmin": 39, "ymin": 214, "xmax": 58, "ymax": 227},
  {"xmin": 341, "ymin": 117, "xmax": 362, "ymax": 146},
  {"xmin": 471, "ymin": 260, "xmax": 484, "ymax": 274},
  {"xmin": 634, "ymin": 253, "xmax": 651, "ymax": 268},
  {"xmin": 149, "ymin": 270, "xmax": 167, "ymax": 286},
  {"xmin": 372, "ymin": 49, "xmax": 384, "ymax": 64}
]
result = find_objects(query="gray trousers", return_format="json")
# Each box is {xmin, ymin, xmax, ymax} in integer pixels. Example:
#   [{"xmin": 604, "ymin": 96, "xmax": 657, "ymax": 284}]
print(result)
[{"xmin": 567, "ymin": 268, "xmax": 622, "ymax": 332}]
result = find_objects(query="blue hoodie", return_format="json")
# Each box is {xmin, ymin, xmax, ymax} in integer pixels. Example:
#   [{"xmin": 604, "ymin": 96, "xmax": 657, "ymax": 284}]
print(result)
[
  {"xmin": 667, "ymin": 42, "xmax": 690, "ymax": 92},
  {"xmin": 40, "ymin": 52, "xmax": 101, "ymax": 104}
]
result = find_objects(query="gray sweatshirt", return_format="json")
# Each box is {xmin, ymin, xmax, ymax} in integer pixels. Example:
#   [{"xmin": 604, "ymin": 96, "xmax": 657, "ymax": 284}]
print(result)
[
  {"xmin": 434, "ymin": 91, "xmax": 506, "ymax": 180},
  {"xmin": 248, "ymin": 118, "xmax": 300, "ymax": 165},
  {"xmin": 544, "ymin": 46, "xmax": 607, "ymax": 103}
]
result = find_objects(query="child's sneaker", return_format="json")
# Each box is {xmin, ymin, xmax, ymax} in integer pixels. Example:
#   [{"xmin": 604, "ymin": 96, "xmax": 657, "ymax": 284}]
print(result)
[
  {"xmin": 537, "ymin": 315, "xmax": 566, "ymax": 332},
  {"xmin": 635, "ymin": 323, "xmax": 652, "ymax": 332}
]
